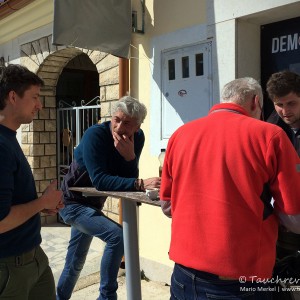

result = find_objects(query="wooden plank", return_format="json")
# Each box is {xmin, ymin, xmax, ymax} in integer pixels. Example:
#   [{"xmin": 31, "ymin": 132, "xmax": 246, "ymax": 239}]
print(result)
[
  {"xmin": 0, "ymin": 0, "xmax": 34, "ymax": 20},
  {"xmin": 69, "ymin": 187, "xmax": 161, "ymax": 207}
]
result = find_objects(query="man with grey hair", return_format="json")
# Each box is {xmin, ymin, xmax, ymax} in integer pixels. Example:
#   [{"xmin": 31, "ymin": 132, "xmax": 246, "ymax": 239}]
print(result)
[
  {"xmin": 57, "ymin": 96, "xmax": 160, "ymax": 300},
  {"xmin": 221, "ymin": 77, "xmax": 264, "ymax": 119},
  {"xmin": 160, "ymin": 77, "xmax": 300, "ymax": 299}
]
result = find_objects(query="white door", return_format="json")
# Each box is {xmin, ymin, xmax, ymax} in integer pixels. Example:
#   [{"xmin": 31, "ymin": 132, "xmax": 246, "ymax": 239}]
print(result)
[{"xmin": 161, "ymin": 42, "xmax": 212, "ymax": 141}]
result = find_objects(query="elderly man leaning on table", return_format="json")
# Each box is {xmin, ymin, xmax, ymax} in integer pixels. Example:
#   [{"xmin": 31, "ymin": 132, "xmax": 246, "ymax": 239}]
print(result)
[{"xmin": 56, "ymin": 95, "xmax": 160, "ymax": 300}]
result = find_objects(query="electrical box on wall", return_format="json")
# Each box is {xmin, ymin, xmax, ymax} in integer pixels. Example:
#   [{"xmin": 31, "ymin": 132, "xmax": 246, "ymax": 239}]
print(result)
[{"xmin": 161, "ymin": 42, "xmax": 212, "ymax": 143}]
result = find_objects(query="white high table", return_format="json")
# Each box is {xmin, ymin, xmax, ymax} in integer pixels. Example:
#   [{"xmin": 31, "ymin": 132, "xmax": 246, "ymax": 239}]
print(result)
[{"xmin": 69, "ymin": 187, "xmax": 161, "ymax": 300}]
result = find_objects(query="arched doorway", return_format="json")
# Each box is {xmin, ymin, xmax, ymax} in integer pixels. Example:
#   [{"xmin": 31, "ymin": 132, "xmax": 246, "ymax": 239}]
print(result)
[
  {"xmin": 56, "ymin": 53, "xmax": 100, "ymax": 184},
  {"xmin": 57, "ymin": 53, "xmax": 99, "ymax": 105},
  {"xmin": 20, "ymin": 37, "xmax": 120, "ymax": 223}
]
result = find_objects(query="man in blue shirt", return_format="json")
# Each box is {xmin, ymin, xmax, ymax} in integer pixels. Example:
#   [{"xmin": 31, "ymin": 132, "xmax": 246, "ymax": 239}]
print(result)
[
  {"xmin": 0, "ymin": 64, "xmax": 64, "ymax": 300},
  {"xmin": 57, "ymin": 96, "xmax": 161, "ymax": 300}
]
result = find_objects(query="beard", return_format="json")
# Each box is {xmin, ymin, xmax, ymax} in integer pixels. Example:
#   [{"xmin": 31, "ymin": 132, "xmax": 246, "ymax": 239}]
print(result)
[{"xmin": 283, "ymin": 115, "xmax": 300, "ymax": 128}]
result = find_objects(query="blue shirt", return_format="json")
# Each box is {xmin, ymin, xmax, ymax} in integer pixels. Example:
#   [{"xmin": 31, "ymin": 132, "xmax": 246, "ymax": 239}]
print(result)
[
  {"xmin": 0, "ymin": 124, "xmax": 41, "ymax": 258},
  {"xmin": 62, "ymin": 121, "xmax": 145, "ymax": 206}
]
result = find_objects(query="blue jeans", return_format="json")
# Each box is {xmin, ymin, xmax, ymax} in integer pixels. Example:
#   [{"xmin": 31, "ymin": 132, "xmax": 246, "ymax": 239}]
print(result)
[
  {"xmin": 56, "ymin": 204, "xmax": 124, "ymax": 300},
  {"xmin": 170, "ymin": 264, "xmax": 273, "ymax": 300}
]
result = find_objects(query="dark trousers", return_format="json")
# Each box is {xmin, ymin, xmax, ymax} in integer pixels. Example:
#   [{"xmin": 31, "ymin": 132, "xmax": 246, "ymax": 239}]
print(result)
[
  {"xmin": 0, "ymin": 246, "xmax": 55, "ymax": 300},
  {"xmin": 170, "ymin": 264, "xmax": 273, "ymax": 300}
]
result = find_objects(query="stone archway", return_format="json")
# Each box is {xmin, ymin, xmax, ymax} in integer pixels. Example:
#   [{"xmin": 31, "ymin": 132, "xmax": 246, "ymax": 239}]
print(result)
[{"xmin": 19, "ymin": 35, "xmax": 120, "ymax": 222}]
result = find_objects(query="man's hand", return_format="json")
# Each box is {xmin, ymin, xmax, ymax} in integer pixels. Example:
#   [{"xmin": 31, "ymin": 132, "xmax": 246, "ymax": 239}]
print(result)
[
  {"xmin": 0, "ymin": 181, "xmax": 64, "ymax": 234},
  {"xmin": 40, "ymin": 180, "xmax": 64, "ymax": 211},
  {"xmin": 112, "ymin": 132, "xmax": 136, "ymax": 161},
  {"xmin": 42, "ymin": 201, "xmax": 64, "ymax": 215},
  {"xmin": 143, "ymin": 177, "xmax": 161, "ymax": 190}
]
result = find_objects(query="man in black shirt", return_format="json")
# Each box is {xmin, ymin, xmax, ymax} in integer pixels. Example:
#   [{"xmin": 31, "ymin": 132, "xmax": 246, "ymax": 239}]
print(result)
[{"xmin": 266, "ymin": 71, "xmax": 300, "ymax": 257}]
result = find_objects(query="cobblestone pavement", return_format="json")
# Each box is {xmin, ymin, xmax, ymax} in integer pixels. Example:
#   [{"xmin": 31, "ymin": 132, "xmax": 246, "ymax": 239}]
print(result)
[
  {"xmin": 41, "ymin": 222, "xmax": 170, "ymax": 299},
  {"xmin": 71, "ymin": 276, "xmax": 170, "ymax": 300},
  {"xmin": 41, "ymin": 223, "xmax": 104, "ymax": 289}
]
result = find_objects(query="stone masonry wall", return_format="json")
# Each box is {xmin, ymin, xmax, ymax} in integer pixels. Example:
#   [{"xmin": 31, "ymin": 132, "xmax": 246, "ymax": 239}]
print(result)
[{"xmin": 20, "ymin": 35, "xmax": 121, "ymax": 224}]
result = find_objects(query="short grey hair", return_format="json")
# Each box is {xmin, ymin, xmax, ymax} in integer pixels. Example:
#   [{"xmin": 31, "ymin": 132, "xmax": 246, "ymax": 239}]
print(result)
[
  {"xmin": 112, "ymin": 95, "xmax": 147, "ymax": 125},
  {"xmin": 221, "ymin": 77, "xmax": 263, "ymax": 106}
]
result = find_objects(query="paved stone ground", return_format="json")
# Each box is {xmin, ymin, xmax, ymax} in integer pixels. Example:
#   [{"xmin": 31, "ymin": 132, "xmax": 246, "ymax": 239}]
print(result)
[
  {"xmin": 41, "ymin": 222, "xmax": 170, "ymax": 299},
  {"xmin": 71, "ymin": 275, "xmax": 170, "ymax": 300},
  {"xmin": 41, "ymin": 222, "xmax": 104, "ymax": 288}
]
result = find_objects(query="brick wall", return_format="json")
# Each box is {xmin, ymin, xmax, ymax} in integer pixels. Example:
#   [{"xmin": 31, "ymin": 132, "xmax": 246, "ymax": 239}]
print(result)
[{"xmin": 20, "ymin": 35, "xmax": 121, "ymax": 223}]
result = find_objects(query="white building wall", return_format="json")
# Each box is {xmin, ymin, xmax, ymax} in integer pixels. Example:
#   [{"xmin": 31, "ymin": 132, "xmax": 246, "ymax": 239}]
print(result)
[
  {"xmin": 208, "ymin": 19, "xmax": 237, "ymax": 103},
  {"xmin": 237, "ymin": 20, "xmax": 261, "ymax": 79},
  {"xmin": 149, "ymin": 24, "xmax": 209, "ymax": 154},
  {"xmin": 0, "ymin": 23, "xmax": 53, "ymax": 144},
  {"xmin": 207, "ymin": 0, "xmax": 300, "ymax": 24},
  {"xmin": 0, "ymin": 23, "xmax": 53, "ymax": 64}
]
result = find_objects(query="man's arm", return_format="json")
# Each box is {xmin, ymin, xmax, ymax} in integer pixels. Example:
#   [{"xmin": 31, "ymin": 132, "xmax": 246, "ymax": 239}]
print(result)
[
  {"xmin": 82, "ymin": 126, "xmax": 138, "ymax": 190},
  {"xmin": 277, "ymin": 212, "xmax": 300, "ymax": 234},
  {"xmin": 159, "ymin": 142, "xmax": 173, "ymax": 218},
  {"xmin": 0, "ymin": 181, "xmax": 63, "ymax": 234},
  {"xmin": 160, "ymin": 200, "xmax": 171, "ymax": 218}
]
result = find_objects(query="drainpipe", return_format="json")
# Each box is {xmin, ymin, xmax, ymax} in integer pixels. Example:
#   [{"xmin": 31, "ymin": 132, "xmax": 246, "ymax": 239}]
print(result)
[
  {"xmin": 118, "ymin": 57, "xmax": 129, "ymax": 242},
  {"xmin": 119, "ymin": 58, "xmax": 129, "ymax": 99}
]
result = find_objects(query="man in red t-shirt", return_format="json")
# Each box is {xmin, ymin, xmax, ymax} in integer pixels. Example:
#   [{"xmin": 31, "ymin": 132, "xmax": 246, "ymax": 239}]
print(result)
[{"xmin": 160, "ymin": 77, "xmax": 300, "ymax": 300}]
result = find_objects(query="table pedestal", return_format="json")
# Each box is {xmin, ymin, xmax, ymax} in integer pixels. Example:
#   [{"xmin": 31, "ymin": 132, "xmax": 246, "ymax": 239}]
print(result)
[
  {"xmin": 69, "ymin": 187, "xmax": 160, "ymax": 300},
  {"xmin": 122, "ymin": 199, "xmax": 142, "ymax": 300}
]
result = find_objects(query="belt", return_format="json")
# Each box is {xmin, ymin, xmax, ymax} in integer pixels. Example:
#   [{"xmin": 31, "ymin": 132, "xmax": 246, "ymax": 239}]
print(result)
[
  {"xmin": 0, "ymin": 247, "xmax": 37, "ymax": 266},
  {"xmin": 176, "ymin": 264, "xmax": 238, "ymax": 281},
  {"xmin": 218, "ymin": 276, "xmax": 238, "ymax": 281}
]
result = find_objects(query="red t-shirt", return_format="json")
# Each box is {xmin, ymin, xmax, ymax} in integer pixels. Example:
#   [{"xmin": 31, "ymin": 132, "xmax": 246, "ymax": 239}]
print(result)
[{"xmin": 160, "ymin": 103, "xmax": 300, "ymax": 280}]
